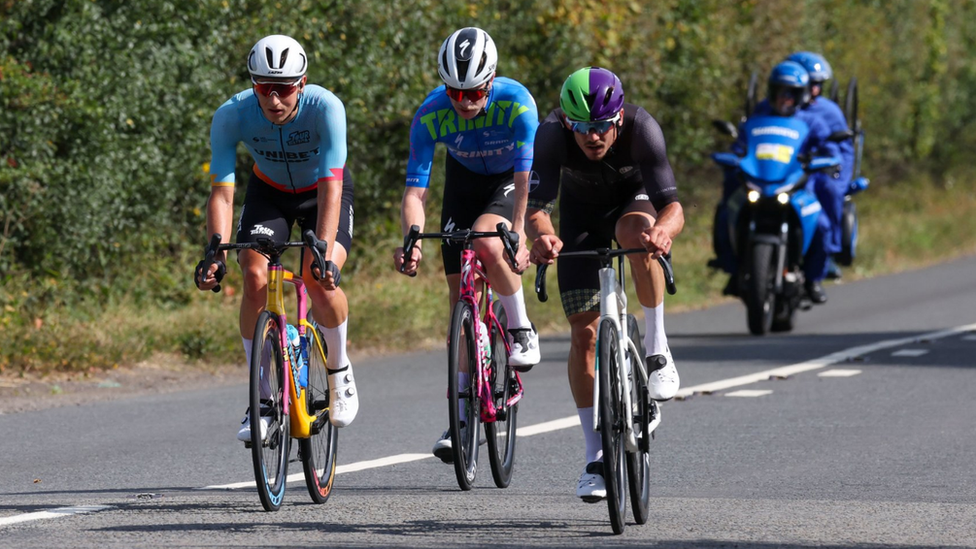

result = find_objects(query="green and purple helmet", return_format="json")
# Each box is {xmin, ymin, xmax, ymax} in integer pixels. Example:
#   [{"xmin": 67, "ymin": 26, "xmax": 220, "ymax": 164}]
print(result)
[{"xmin": 559, "ymin": 66, "xmax": 624, "ymax": 122}]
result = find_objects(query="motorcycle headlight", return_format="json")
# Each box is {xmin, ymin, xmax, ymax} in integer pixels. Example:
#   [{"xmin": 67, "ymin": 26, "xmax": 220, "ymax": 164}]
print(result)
[
  {"xmin": 747, "ymin": 190, "xmax": 761, "ymax": 203},
  {"xmin": 777, "ymin": 192, "xmax": 790, "ymax": 204}
]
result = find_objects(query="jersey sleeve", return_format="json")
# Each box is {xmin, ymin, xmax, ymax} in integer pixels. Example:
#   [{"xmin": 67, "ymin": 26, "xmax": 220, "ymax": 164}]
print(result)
[
  {"xmin": 405, "ymin": 101, "xmax": 438, "ymax": 188},
  {"xmin": 511, "ymin": 88, "xmax": 539, "ymax": 174},
  {"xmin": 317, "ymin": 92, "xmax": 348, "ymax": 184},
  {"xmin": 631, "ymin": 108, "xmax": 679, "ymax": 211},
  {"xmin": 209, "ymin": 99, "xmax": 241, "ymax": 187},
  {"xmin": 527, "ymin": 111, "xmax": 565, "ymax": 214}
]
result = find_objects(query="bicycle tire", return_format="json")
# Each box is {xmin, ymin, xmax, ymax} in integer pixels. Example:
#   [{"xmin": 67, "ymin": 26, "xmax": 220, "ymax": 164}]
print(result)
[
  {"xmin": 625, "ymin": 314, "xmax": 650, "ymax": 525},
  {"xmin": 250, "ymin": 311, "xmax": 290, "ymax": 512},
  {"xmin": 300, "ymin": 324, "xmax": 339, "ymax": 504},
  {"xmin": 448, "ymin": 300, "xmax": 481, "ymax": 490},
  {"xmin": 598, "ymin": 318, "xmax": 627, "ymax": 534},
  {"xmin": 485, "ymin": 301, "xmax": 517, "ymax": 488}
]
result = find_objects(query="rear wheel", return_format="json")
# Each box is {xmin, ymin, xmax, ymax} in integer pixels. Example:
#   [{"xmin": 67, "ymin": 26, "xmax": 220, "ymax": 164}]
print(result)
[
  {"xmin": 837, "ymin": 199, "xmax": 858, "ymax": 267},
  {"xmin": 746, "ymin": 242, "xmax": 776, "ymax": 336},
  {"xmin": 845, "ymin": 77, "xmax": 859, "ymax": 131},
  {"xmin": 486, "ymin": 301, "xmax": 517, "ymax": 488},
  {"xmin": 598, "ymin": 319, "xmax": 627, "ymax": 535},
  {"xmin": 744, "ymin": 70, "xmax": 758, "ymax": 122},
  {"xmin": 448, "ymin": 301, "xmax": 481, "ymax": 490},
  {"xmin": 250, "ymin": 311, "xmax": 290, "ymax": 512},
  {"xmin": 624, "ymin": 315, "xmax": 650, "ymax": 525},
  {"xmin": 300, "ymin": 324, "xmax": 338, "ymax": 504}
]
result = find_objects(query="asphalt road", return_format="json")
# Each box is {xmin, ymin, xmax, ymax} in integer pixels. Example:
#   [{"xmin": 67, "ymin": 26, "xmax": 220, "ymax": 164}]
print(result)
[{"xmin": 2, "ymin": 256, "xmax": 975, "ymax": 548}]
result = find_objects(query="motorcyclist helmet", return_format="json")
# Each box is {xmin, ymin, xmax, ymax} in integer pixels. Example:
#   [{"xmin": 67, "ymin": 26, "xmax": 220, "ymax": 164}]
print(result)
[
  {"xmin": 786, "ymin": 51, "xmax": 832, "ymax": 84},
  {"xmin": 767, "ymin": 61, "xmax": 810, "ymax": 116}
]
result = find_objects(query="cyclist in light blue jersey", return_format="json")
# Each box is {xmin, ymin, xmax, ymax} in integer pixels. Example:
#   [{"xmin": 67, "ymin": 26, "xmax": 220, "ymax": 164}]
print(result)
[
  {"xmin": 392, "ymin": 27, "xmax": 541, "ymax": 462},
  {"xmin": 196, "ymin": 35, "xmax": 359, "ymax": 438}
]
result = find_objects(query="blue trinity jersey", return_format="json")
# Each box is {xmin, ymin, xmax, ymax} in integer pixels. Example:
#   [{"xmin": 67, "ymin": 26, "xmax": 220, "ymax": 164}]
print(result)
[{"xmin": 405, "ymin": 77, "xmax": 539, "ymax": 188}]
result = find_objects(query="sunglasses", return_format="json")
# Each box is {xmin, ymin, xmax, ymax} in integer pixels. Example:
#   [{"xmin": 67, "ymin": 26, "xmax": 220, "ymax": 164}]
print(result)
[
  {"xmin": 252, "ymin": 78, "xmax": 303, "ymax": 98},
  {"xmin": 445, "ymin": 84, "xmax": 490, "ymax": 103},
  {"xmin": 567, "ymin": 113, "xmax": 621, "ymax": 135}
]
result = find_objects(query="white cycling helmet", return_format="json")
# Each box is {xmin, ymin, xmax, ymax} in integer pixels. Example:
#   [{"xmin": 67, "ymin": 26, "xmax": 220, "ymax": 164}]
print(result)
[
  {"xmin": 247, "ymin": 35, "xmax": 308, "ymax": 80},
  {"xmin": 437, "ymin": 27, "xmax": 497, "ymax": 89}
]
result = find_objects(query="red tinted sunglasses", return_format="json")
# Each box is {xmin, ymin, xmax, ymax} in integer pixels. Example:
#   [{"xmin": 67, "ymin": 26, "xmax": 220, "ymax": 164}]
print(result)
[
  {"xmin": 252, "ymin": 78, "xmax": 303, "ymax": 98},
  {"xmin": 446, "ymin": 84, "xmax": 490, "ymax": 103}
]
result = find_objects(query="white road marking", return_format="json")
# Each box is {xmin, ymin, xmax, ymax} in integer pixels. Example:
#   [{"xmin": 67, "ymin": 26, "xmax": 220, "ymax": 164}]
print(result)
[
  {"xmin": 892, "ymin": 349, "xmax": 929, "ymax": 357},
  {"xmin": 962, "ymin": 335, "xmax": 976, "ymax": 341},
  {"xmin": 819, "ymin": 369, "xmax": 862, "ymax": 377},
  {"xmin": 725, "ymin": 389, "xmax": 773, "ymax": 397},
  {"xmin": 0, "ymin": 505, "xmax": 113, "ymax": 527},
  {"xmin": 200, "ymin": 322, "xmax": 976, "ymax": 492}
]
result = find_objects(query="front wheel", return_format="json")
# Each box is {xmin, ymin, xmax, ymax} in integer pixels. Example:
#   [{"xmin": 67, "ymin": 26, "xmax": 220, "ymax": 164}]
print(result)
[
  {"xmin": 745, "ymin": 242, "xmax": 776, "ymax": 336},
  {"xmin": 448, "ymin": 301, "xmax": 481, "ymax": 490},
  {"xmin": 485, "ymin": 301, "xmax": 517, "ymax": 488},
  {"xmin": 624, "ymin": 315, "xmax": 650, "ymax": 525},
  {"xmin": 300, "ymin": 325, "xmax": 338, "ymax": 504},
  {"xmin": 598, "ymin": 319, "xmax": 627, "ymax": 535},
  {"xmin": 837, "ymin": 199, "xmax": 858, "ymax": 267},
  {"xmin": 250, "ymin": 311, "xmax": 290, "ymax": 512}
]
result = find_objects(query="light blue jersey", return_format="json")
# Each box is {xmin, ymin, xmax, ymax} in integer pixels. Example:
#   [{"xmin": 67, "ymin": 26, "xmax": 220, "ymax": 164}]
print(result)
[
  {"xmin": 405, "ymin": 77, "xmax": 538, "ymax": 188},
  {"xmin": 209, "ymin": 84, "xmax": 347, "ymax": 192}
]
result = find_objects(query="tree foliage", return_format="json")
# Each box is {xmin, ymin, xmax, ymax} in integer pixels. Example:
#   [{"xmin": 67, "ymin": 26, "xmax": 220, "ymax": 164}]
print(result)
[{"xmin": 2, "ymin": 0, "xmax": 974, "ymax": 324}]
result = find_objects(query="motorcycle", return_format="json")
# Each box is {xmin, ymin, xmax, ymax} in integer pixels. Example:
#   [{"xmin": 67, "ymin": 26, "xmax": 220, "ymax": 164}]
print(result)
[{"xmin": 711, "ymin": 115, "xmax": 843, "ymax": 335}]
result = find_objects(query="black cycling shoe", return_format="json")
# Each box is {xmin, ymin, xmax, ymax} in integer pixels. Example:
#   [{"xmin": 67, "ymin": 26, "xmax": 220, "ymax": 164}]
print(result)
[
  {"xmin": 722, "ymin": 275, "xmax": 739, "ymax": 297},
  {"xmin": 805, "ymin": 280, "xmax": 828, "ymax": 304}
]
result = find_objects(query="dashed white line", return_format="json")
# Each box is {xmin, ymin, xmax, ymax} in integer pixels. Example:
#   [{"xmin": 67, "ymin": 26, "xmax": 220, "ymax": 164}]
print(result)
[
  {"xmin": 725, "ymin": 389, "xmax": 773, "ymax": 397},
  {"xmin": 819, "ymin": 369, "xmax": 862, "ymax": 377},
  {"xmin": 892, "ymin": 349, "xmax": 929, "ymax": 357}
]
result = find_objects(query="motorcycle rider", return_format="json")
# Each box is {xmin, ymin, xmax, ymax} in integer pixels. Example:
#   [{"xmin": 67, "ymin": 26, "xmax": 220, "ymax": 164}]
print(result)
[
  {"xmin": 714, "ymin": 61, "xmax": 840, "ymax": 303},
  {"xmin": 786, "ymin": 52, "xmax": 856, "ymax": 279}
]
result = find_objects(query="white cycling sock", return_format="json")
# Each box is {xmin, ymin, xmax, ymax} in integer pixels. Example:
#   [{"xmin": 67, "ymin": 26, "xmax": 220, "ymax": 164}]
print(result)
[
  {"xmin": 578, "ymin": 407, "xmax": 603, "ymax": 463},
  {"xmin": 319, "ymin": 319, "xmax": 350, "ymax": 372},
  {"xmin": 458, "ymin": 372, "xmax": 470, "ymax": 423},
  {"xmin": 498, "ymin": 286, "xmax": 531, "ymax": 330},
  {"xmin": 641, "ymin": 303, "xmax": 668, "ymax": 357},
  {"xmin": 243, "ymin": 336, "xmax": 271, "ymax": 401}
]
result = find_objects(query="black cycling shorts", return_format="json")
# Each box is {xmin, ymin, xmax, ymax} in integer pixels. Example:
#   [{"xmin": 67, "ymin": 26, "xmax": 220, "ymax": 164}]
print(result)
[
  {"xmin": 557, "ymin": 185, "xmax": 655, "ymax": 317},
  {"xmin": 440, "ymin": 154, "xmax": 515, "ymax": 275},
  {"xmin": 236, "ymin": 166, "xmax": 354, "ymax": 254}
]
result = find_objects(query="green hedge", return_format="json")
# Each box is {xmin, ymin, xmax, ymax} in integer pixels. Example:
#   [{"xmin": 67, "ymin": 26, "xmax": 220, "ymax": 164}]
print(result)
[{"xmin": 2, "ymin": 0, "xmax": 975, "ymax": 363}]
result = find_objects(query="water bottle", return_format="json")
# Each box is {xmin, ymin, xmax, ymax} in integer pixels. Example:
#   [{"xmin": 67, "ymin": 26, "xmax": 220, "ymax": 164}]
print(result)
[
  {"xmin": 285, "ymin": 324, "xmax": 308, "ymax": 388},
  {"xmin": 477, "ymin": 319, "xmax": 491, "ymax": 368}
]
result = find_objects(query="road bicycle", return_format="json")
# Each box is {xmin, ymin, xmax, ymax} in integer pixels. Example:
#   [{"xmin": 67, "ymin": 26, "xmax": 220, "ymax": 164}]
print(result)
[
  {"xmin": 400, "ymin": 223, "xmax": 524, "ymax": 490},
  {"xmin": 536, "ymin": 247, "xmax": 676, "ymax": 534},
  {"xmin": 198, "ymin": 230, "xmax": 338, "ymax": 511}
]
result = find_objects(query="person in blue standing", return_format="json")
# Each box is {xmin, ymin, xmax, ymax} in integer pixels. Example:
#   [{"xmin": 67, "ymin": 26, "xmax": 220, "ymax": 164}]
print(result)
[
  {"xmin": 715, "ymin": 61, "xmax": 839, "ymax": 303},
  {"xmin": 392, "ymin": 27, "xmax": 541, "ymax": 461},
  {"xmin": 786, "ymin": 51, "xmax": 855, "ymax": 279},
  {"xmin": 196, "ymin": 35, "xmax": 359, "ymax": 440}
]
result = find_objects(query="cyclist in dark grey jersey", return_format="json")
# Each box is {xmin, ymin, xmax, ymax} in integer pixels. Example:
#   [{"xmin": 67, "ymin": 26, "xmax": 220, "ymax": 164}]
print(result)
[{"xmin": 526, "ymin": 67, "xmax": 684, "ymax": 501}]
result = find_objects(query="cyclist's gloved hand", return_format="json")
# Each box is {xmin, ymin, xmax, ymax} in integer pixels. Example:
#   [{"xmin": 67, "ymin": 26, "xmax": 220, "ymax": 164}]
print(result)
[
  {"xmin": 194, "ymin": 259, "xmax": 226, "ymax": 292},
  {"xmin": 314, "ymin": 260, "xmax": 341, "ymax": 288}
]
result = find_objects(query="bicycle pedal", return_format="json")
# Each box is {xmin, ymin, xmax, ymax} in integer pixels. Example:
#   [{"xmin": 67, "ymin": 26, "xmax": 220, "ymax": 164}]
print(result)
[{"xmin": 580, "ymin": 496, "xmax": 605, "ymax": 504}]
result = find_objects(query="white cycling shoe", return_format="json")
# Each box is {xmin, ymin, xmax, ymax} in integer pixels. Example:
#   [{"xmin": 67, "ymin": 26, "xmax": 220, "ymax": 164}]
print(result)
[
  {"xmin": 576, "ymin": 461, "xmax": 607, "ymax": 502},
  {"xmin": 647, "ymin": 349, "xmax": 680, "ymax": 401},
  {"xmin": 328, "ymin": 366, "xmax": 359, "ymax": 427},
  {"xmin": 236, "ymin": 411, "xmax": 270, "ymax": 442},
  {"xmin": 507, "ymin": 324, "xmax": 540, "ymax": 371}
]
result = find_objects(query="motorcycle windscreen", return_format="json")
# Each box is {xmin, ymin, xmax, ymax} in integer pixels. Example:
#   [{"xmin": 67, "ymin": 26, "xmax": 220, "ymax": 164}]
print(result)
[{"xmin": 738, "ymin": 116, "xmax": 810, "ymax": 183}]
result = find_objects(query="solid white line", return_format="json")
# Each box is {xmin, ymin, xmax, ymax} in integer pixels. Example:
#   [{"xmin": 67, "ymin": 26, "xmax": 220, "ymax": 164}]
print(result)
[
  {"xmin": 892, "ymin": 349, "xmax": 929, "ymax": 357},
  {"xmin": 201, "ymin": 322, "xmax": 976, "ymax": 491},
  {"xmin": 962, "ymin": 335, "xmax": 976, "ymax": 341},
  {"xmin": 725, "ymin": 389, "xmax": 773, "ymax": 397},
  {"xmin": 818, "ymin": 369, "xmax": 862, "ymax": 377},
  {"xmin": 0, "ymin": 505, "xmax": 113, "ymax": 528}
]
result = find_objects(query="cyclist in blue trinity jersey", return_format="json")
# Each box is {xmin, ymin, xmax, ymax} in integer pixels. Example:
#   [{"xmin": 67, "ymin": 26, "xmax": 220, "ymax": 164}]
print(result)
[
  {"xmin": 195, "ymin": 35, "xmax": 359, "ymax": 440},
  {"xmin": 392, "ymin": 27, "xmax": 541, "ymax": 461}
]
